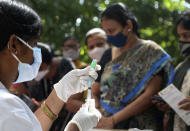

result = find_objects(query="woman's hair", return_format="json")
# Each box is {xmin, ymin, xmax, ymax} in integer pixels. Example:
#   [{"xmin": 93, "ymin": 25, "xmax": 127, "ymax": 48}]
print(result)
[
  {"xmin": 0, "ymin": 0, "xmax": 42, "ymax": 51},
  {"xmin": 37, "ymin": 42, "xmax": 54, "ymax": 65},
  {"xmin": 176, "ymin": 10, "xmax": 190, "ymax": 30},
  {"xmin": 62, "ymin": 36, "xmax": 79, "ymax": 46},
  {"xmin": 101, "ymin": 2, "xmax": 139, "ymax": 36}
]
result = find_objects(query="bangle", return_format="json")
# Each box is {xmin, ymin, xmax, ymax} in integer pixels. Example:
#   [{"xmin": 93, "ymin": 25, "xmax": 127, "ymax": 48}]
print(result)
[{"xmin": 41, "ymin": 101, "xmax": 58, "ymax": 121}]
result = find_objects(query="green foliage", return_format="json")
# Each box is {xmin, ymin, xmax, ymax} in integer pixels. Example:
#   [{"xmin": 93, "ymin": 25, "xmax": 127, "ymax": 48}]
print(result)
[{"xmin": 21, "ymin": 0, "xmax": 188, "ymax": 65}]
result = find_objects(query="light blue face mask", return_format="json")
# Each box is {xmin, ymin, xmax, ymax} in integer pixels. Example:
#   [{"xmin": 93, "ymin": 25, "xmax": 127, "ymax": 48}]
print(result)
[{"xmin": 9, "ymin": 36, "xmax": 42, "ymax": 84}]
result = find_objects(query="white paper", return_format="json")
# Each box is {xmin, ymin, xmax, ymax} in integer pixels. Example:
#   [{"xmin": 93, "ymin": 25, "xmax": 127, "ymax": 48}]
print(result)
[{"xmin": 158, "ymin": 84, "xmax": 190, "ymax": 126}]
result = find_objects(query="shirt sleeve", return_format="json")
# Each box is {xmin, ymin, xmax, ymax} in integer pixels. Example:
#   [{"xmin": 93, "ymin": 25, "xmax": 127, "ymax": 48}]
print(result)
[{"xmin": 0, "ymin": 93, "xmax": 42, "ymax": 131}]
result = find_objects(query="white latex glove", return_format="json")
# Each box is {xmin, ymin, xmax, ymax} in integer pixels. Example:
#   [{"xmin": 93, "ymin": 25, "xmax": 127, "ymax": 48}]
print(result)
[
  {"xmin": 128, "ymin": 128, "xmax": 153, "ymax": 131},
  {"xmin": 54, "ymin": 65, "xmax": 101, "ymax": 102},
  {"xmin": 64, "ymin": 99, "xmax": 102, "ymax": 131}
]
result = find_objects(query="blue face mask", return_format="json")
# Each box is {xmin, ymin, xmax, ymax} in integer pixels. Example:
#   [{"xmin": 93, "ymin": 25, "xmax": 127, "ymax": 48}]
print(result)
[
  {"xmin": 9, "ymin": 36, "xmax": 42, "ymax": 84},
  {"xmin": 107, "ymin": 32, "xmax": 128, "ymax": 47}
]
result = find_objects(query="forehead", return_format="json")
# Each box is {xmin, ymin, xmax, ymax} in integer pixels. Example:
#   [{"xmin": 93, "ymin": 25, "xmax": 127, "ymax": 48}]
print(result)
[
  {"xmin": 87, "ymin": 35, "xmax": 105, "ymax": 46},
  {"xmin": 177, "ymin": 25, "xmax": 190, "ymax": 34},
  {"xmin": 101, "ymin": 18, "xmax": 121, "ymax": 30},
  {"xmin": 64, "ymin": 39, "xmax": 79, "ymax": 46}
]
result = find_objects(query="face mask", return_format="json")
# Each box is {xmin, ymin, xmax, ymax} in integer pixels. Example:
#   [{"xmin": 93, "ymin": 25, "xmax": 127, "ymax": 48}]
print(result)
[
  {"xmin": 178, "ymin": 41, "xmax": 190, "ymax": 57},
  {"xmin": 88, "ymin": 45, "xmax": 109, "ymax": 62},
  {"xmin": 62, "ymin": 49, "xmax": 80, "ymax": 60},
  {"xmin": 10, "ymin": 36, "xmax": 42, "ymax": 84},
  {"xmin": 35, "ymin": 67, "xmax": 49, "ymax": 81},
  {"xmin": 107, "ymin": 32, "xmax": 128, "ymax": 48}
]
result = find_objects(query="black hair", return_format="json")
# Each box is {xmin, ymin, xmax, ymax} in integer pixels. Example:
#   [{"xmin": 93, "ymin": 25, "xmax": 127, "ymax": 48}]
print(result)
[
  {"xmin": 101, "ymin": 2, "xmax": 139, "ymax": 36},
  {"xmin": 0, "ymin": 0, "xmax": 42, "ymax": 51},
  {"xmin": 62, "ymin": 36, "xmax": 79, "ymax": 46},
  {"xmin": 37, "ymin": 42, "xmax": 54, "ymax": 65},
  {"xmin": 176, "ymin": 10, "xmax": 190, "ymax": 30}
]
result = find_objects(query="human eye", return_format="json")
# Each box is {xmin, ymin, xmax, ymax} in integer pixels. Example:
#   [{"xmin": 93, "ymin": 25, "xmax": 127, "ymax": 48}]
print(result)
[{"xmin": 97, "ymin": 42, "xmax": 104, "ymax": 47}]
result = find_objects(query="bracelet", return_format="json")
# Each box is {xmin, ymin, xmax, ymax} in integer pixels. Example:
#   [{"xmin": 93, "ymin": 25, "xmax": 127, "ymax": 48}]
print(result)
[{"xmin": 41, "ymin": 101, "xmax": 58, "ymax": 121}]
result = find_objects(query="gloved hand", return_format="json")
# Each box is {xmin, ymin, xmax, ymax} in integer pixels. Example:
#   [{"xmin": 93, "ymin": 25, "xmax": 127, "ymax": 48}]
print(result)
[
  {"xmin": 54, "ymin": 65, "xmax": 101, "ymax": 102},
  {"xmin": 64, "ymin": 99, "xmax": 102, "ymax": 131}
]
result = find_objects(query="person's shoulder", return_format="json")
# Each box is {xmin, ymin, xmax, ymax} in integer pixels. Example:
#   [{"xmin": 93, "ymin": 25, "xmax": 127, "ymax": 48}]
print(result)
[
  {"xmin": 142, "ymin": 39, "xmax": 165, "ymax": 52},
  {"xmin": 0, "ymin": 90, "xmax": 42, "ymax": 130},
  {"xmin": 0, "ymin": 90, "xmax": 26, "ymax": 111},
  {"xmin": 60, "ymin": 57, "xmax": 71, "ymax": 64},
  {"xmin": 58, "ymin": 57, "xmax": 73, "ymax": 69},
  {"xmin": 104, "ymin": 48, "xmax": 112, "ymax": 55}
]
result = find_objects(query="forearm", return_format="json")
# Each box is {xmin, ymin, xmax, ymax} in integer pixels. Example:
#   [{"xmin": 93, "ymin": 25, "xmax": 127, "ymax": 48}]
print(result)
[
  {"xmin": 92, "ymin": 82, "xmax": 101, "ymax": 108},
  {"xmin": 112, "ymin": 93, "xmax": 152, "ymax": 125},
  {"xmin": 35, "ymin": 89, "xmax": 64, "ymax": 131},
  {"xmin": 66, "ymin": 93, "xmax": 84, "ymax": 113},
  {"xmin": 92, "ymin": 93, "xmax": 101, "ymax": 109},
  {"xmin": 113, "ymin": 75, "xmax": 162, "ymax": 125},
  {"xmin": 66, "ymin": 99, "xmax": 84, "ymax": 113}
]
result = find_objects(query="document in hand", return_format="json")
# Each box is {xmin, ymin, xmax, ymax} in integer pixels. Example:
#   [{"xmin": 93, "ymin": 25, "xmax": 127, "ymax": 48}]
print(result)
[{"xmin": 159, "ymin": 84, "xmax": 190, "ymax": 126}]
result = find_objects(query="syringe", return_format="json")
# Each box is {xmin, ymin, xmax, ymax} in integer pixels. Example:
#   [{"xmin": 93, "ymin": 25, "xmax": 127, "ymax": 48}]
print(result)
[{"xmin": 87, "ymin": 59, "xmax": 97, "ymax": 99}]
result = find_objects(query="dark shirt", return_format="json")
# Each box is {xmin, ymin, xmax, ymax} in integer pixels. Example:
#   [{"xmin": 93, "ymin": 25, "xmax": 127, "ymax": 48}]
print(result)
[{"xmin": 96, "ymin": 48, "xmax": 112, "ymax": 82}]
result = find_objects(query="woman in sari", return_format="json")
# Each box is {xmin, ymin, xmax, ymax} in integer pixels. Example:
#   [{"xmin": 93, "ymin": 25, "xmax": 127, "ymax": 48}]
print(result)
[{"xmin": 94, "ymin": 3, "xmax": 174, "ymax": 131}]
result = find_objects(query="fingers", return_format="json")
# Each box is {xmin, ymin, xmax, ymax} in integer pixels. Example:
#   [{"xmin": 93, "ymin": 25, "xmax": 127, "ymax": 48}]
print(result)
[
  {"xmin": 179, "ymin": 103, "xmax": 190, "ymax": 110},
  {"xmin": 92, "ymin": 109, "xmax": 102, "ymax": 121},
  {"xmin": 153, "ymin": 100, "xmax": 170, "ymax": 112},
  {"xmin": 89, "ymin": 68, "xmax": 98, "ymax": 80},
  {"xmin": 75, "ymin": 66, "xmax": 91, "ymax": 76},
  {"xmin": 79, "ymin": 103, "xmax": 89, "ymax": 112},
  {"xmin": 179, "ymin": 97, "xmax": 190, "ymax": 105},
  {"xmin": 85, "ymin": 99, "xmax": 102, "ymax": 120},
  {"xmin": 76, "ymin": 65, "xmax": 101, "ymax": 77},
  {"xmin": 78, "ymin": 76, "xmax": 89, "ymax": 92},
  {"xmin": 95, "ymin": 65, "xmax": 101, "ymax": 71}
]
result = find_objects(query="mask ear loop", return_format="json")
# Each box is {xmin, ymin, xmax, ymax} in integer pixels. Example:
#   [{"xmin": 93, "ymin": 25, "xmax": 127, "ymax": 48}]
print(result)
[
  {"xmin": 8, "ymin": 42, "xmax": 21, "ymax": 63},
  {"xmin": 16, "ymin": 36, "xmax": 33, "ymax": 50}
]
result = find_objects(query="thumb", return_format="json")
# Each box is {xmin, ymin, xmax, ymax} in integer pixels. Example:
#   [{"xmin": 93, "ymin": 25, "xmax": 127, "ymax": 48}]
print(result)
[
  {"xmin": 75, "ymin": 66, "xmax": 91, "ymax": 76},
  {"xmin": 76, "ymin": 64, "xmax": 101, "ymax": 76}
]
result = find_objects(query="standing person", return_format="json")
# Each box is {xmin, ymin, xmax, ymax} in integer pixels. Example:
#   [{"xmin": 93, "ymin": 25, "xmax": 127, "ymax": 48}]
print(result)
[
  {"xmin": 62, "ymin": 37, "xmax": 87, "ymax": 69},
  {"xmin": 66, "ymin": 28, "xmax": 111, "ymax": 113},
  {"xmin": 27, "ymin": 42, "xmax": 73, "ymax": 102},
  {"xmin": 94, "ymin": 3, "xmax": 174, "ymax": 130},
  {"xmin": 0, "ymin": 0, "xmax": 101, "ymax": 131},
  {"xmin": 11, "ymin": 42, "xmax": 74, "ymax": 130},
  {"xmin": 86, "ymin": 27, "xmax": 109, "ymax": 63},
  {"xmin": 152, "ymin": 10, "xmax": 190, "ymax": 131}
]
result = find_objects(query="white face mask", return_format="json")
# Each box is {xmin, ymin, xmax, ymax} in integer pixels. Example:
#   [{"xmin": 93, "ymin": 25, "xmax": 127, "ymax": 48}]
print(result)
[
  {"xmin": 62, "ymin": 49, "xmax": 80, "ymax": 60},
  {"xmin": 9, "ymin": 36, "xmax": 42, "ymax": 84},
  {"xmin": 88, "ymin": 45, "xmax": 108, "ymax": 62},
  {"xmin": 35, "ymin": 67, "xmax": 49, "ymax": 81}
]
